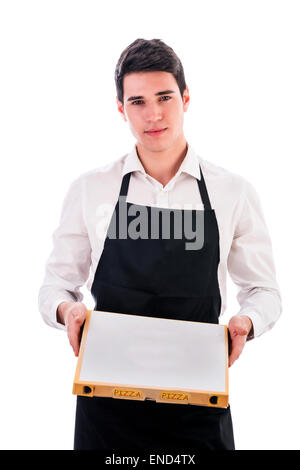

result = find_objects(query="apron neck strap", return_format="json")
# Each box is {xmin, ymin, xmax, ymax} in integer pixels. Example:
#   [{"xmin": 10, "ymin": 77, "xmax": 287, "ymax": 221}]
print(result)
[
  {"xmin": 119, "ymin": 172, "xmax": 131, "ymax": 197},
  {"xmin": 197, "ymin": 165, "xmax": 212, "ymax": 210}
]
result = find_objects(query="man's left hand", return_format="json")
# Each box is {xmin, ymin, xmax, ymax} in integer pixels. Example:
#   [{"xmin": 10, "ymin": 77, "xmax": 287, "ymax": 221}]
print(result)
[{"xmin": 228, "ymin": 315, "xmax": 253, "ymax": 367}]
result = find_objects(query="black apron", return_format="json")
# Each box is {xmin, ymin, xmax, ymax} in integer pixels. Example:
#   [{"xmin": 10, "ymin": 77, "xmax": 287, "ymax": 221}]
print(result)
[{"xmin": 74, "ymin": 164, "xmax": 235, "ymax": 451}]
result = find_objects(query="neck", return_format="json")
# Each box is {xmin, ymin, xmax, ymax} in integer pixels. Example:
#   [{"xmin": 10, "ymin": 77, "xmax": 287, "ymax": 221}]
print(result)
[{"xmin": 136, "ymin": 136, "xmax": 188, "ymax": 187}]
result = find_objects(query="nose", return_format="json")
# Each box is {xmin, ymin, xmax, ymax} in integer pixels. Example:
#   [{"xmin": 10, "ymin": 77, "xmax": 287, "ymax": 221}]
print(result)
[{"xmin": 144, "ymin": 102, "xmax": 163, "ymax": 122}]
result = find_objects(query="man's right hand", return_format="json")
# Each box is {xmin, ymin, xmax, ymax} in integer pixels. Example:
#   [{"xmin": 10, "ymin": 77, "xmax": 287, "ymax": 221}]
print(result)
[{"xmin": 57, "ymin": 301, "xmax": 88, "ymax": 356}]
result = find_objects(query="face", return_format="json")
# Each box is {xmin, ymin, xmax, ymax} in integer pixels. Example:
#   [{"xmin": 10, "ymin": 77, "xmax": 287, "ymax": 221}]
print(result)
[{"xmin": 116, "ymin": 71, "xmax": 190, "ymax": 154}]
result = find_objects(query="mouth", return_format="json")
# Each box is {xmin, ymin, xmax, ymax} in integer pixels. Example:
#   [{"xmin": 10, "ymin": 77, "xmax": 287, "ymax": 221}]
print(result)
[{"xmin": 145, "ymin": 127, "xmax": 168, "ymax": 137}]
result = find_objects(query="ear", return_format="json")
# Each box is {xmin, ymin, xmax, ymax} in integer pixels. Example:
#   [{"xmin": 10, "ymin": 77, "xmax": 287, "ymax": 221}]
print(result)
[
  {"xmin": 116, "ymin": 97, "xmax": 127, "ymax": 122},
  {"xmin": 183, "ymin": 86, "xmax": 190, "ymax": 111}
]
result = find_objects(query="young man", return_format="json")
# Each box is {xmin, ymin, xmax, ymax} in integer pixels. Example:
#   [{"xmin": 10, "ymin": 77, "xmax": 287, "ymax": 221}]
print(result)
[{"xmin": 38, "ymin": 38, "xmax": 282, "ymax": 450}]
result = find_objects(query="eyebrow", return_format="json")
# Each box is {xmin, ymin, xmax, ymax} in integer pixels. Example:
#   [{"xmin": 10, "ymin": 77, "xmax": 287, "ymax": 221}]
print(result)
[{"xmin": 126, "ymin": 90, "xmax": 175, "ymax": 102}]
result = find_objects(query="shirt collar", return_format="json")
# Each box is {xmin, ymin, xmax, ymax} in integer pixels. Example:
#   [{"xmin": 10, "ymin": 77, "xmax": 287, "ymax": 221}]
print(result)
[{"xmin": 122, "ymin": 143, "xmax": 201, "ymax": 181}]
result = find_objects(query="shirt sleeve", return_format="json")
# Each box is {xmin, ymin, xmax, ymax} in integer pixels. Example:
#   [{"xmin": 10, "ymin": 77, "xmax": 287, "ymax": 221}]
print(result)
[
  {"xmin": 38, "ymin": 175, "xmax": 91, "ymax": 330},
  {"xmin": 227, "ymin": 179, "xmax": 282, "ymax": 338}
]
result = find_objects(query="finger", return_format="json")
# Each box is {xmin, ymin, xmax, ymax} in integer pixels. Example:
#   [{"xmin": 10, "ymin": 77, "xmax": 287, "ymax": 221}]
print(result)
[
  {"xmin": 67, "ymin": 313, "xmax": 86, "ymax": 356},
  {"xmin": 67, "ymin": 324, "xmax": 80, "ymax": 356},
  {"xmin": 228, "ymin": 335, "xmax": 247, "ymax": 367},
  {"xmin": 229, "ymin": 337, "xmax": 246, "ymax": 367}
]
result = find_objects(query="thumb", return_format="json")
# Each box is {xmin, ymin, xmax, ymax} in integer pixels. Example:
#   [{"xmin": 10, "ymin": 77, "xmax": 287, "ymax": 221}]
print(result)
[
  {"xmin": 234, "ymin": 325, "xmax": 248, "ymax": 336},
  {"xmin": 228, "ymin": 316, "xmax": 251, "ymax": 336}
]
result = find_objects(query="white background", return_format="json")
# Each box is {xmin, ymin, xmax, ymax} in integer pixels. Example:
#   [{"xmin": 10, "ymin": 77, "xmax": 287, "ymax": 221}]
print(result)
[{"xmin": 0, "ymin": 0, "xmax": 299, "ymax": 450}]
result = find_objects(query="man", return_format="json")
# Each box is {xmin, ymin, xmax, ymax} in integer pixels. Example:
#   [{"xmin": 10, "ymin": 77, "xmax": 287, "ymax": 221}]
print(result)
[{"xmin": 38, "ymin": 38, "xmax": 282, "ymax": 450}]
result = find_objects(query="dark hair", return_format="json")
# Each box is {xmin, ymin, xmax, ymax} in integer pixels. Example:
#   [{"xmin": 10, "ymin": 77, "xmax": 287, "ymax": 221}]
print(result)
[{"xmin": 115, "ymin": 38, "xmax": 187, "ymax": 104}]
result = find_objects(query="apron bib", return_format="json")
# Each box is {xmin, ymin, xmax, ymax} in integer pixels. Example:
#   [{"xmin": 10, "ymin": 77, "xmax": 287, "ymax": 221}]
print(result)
[{"xmin": 74, "ymin": 165, "xmax": 235, "ymax": 450}]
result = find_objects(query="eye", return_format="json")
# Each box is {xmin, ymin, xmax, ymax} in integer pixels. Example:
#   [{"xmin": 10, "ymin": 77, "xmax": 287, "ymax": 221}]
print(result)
[
  {"xmin": 131, "ymin": 96, "xmax": 172, "ymax": 105},
  {"xmin": 131, "ymin": 100, "xmax": 144, "ymax": 105}
]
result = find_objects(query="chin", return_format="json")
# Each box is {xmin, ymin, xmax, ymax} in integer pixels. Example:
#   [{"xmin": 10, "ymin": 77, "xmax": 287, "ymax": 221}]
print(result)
[
  {"xmin": 147, "ymin": 143, "xmax": 170, "ymax": 153},
  {"xmin": 140, "ymin": 138, "xmax": 174, "ymax": 153}
]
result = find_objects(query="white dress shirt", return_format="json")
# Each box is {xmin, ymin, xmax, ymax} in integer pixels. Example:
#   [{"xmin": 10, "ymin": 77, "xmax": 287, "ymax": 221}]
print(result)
[{"xmin": 38, "ymin": 143, "xmax": 282, "ymax": 338}]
